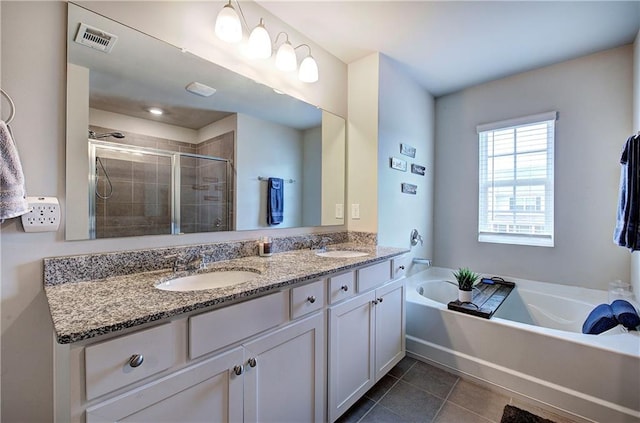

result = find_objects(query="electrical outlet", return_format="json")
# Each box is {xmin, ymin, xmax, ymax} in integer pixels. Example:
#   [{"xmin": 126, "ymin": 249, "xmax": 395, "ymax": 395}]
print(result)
[
  {"xmin": 335, "ymin": 204, "xmax": 343, "ymax": 219},
  {"xmin": 351, "ymin": 204, "xmax": 360, "ymax": 220},
  {"xmin": 21, "ymin": 196, "xmax": 61, "ymax": 233}
]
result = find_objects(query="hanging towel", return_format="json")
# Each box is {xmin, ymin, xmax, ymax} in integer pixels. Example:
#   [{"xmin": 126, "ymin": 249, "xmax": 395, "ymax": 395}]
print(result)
[
  {"xmin": 0, "ymin": 121, "xmax": 29, "ymax": 221},
  {"xmin": 614, "ymin": 135, "xmax": 640, "ymax": 250},
  {"xmin": 611, "ymin": 299, "xmax": 640, "ymax": 330},
  {"xmin": 267, "ymin": 177, "xmax": 283, "ymax": 225},
  {"xmin": 582, "ymin": 303, "xmax": 618, "ymax": 335}
]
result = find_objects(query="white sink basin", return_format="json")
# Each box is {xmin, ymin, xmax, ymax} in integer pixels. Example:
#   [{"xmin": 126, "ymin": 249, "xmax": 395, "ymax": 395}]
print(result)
[
  {"xmin": 156, "ymin": 270, "xmax": 260, "ymax": 292},
  {"xmin": 316, "ymin": 250, "xmax": 369, "ymax": 258}
]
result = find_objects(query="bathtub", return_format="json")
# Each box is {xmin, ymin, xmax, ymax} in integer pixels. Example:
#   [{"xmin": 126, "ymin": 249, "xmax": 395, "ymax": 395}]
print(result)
[{"xmin": 405, "ymin": 267, "xmax": 640, "ymax": 423}]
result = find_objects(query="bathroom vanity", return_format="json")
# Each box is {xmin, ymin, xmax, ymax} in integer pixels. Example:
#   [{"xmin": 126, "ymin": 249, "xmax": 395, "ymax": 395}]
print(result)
[{"xmin": 46, "ymin": 242, "xmax": 409, "ymax": 422}]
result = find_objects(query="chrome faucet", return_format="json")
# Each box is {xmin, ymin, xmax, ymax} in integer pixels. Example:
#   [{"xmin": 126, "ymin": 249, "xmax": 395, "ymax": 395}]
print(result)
[
  {"xmin": 310, "ymin": 236, "xmax": 332, "ymax": 251},
  {"xmin": 166, "ymin": 253, "xmax": 204, "ymax": 272}
]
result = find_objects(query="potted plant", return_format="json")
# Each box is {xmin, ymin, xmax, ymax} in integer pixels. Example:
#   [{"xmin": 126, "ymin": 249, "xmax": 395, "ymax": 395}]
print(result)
[{"xmin": 453, "ymin": 267, "xmax": 480, "ymax": 303}]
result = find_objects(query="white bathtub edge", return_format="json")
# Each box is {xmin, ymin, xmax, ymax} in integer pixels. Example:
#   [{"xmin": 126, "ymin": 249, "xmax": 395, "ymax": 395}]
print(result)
[{"xmin": 406, "ymin": 335, "xmax": 640, "ymax": 423}]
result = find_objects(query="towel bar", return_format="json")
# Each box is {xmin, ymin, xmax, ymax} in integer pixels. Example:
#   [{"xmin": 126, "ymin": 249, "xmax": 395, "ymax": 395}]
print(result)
[
  {"xmin": 258, "ymin": 176, "xmax": 295, "ymax": 183},
  {"xmin": 1, "ymin": 89, "xmax": 16, "ymax": 124}
]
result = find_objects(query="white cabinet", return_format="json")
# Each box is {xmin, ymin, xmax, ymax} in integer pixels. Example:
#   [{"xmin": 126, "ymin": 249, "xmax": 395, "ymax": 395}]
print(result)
[
  {"xmin": 57, "ymin": 256, "xmax": 405, "ymax": 423},
  {"xmin": 373, "ymin": 278, "xmax": 405, "ymax": 378},
  {"xmin": 86, "ymin": 347, "xmax": 244, "ymax": 423},
  {"xmin": 243, "ymin": 313, "xmax": 325, "ymax": 423},
  {"xmin": 327, "ymin": 263, "xmax": 405, "ymax": 423}
]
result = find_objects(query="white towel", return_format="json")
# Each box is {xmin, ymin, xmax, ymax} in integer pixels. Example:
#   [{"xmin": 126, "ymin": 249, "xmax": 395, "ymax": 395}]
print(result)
[{"xmin": 0, "ymin": 120, "xmax": 29, "ymax": 221}]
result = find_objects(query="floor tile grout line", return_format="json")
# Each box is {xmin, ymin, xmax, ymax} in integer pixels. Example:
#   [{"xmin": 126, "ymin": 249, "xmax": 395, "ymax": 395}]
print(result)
[
  {"xmin": 430, "ymin": 376, "xmax": 460, "ymax": 422},
  {"xmin": 355, "ymin": 359, "xmax": 417, "ymax": 423}
]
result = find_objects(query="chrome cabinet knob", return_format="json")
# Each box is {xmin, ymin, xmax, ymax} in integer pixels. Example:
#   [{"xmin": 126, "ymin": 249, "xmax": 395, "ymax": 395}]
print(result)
[
  {"xmin": 233, "ymin": 365, "xmax": 244, "ymax": 376},
  {"xmin": 377, "ymin": 297, "xmax": 384, "ymax": 303},
  {"xmin": 248, "ymin": 357, "xmax": 257, "ymax": 368},
  {"xmin": 399, "ymin": 265, "xmax": 405, "ymax": 270},
  {"xmin": 372, "ymin": 299, "xmax": 379, "ymax": 305},
  {"xmin": 341, "ymin": 285, "xmax": 349, "ymax": 292},
  {"xmin": 307, "ymin": 296, "xmax": 316, "ymax": 304},
  {"xmin": 128, "ymin": 354, "xmax": 144, "ymax": 368}
]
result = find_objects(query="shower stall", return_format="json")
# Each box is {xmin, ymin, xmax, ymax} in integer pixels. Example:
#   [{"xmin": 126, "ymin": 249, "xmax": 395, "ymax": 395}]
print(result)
[{"xmin": 89, "ymin": 140, "xmax": 233, "ymax": 239}]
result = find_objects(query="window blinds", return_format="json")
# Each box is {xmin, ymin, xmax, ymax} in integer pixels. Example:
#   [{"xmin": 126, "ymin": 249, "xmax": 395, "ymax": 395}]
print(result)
[{"xmin": 477, "ymin": 111, "xmax": 556, "ymax": 247}]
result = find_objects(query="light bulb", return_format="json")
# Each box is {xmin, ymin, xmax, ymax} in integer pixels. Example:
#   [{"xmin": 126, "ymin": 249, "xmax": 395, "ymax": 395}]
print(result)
[
  {"xmin": 275, "ymin": 41, "xmax": 297, "ymax": 72},
  {"xmin": 215, "ymin": 2, "xmax": 242, "ymax": 43},
  {"xmin": 298, "ymin": 55, "xmax": 318, "ymax": 83},
  {"xmin": 248, "ymin": 19, "xmax": 272, "ymax": 59}
]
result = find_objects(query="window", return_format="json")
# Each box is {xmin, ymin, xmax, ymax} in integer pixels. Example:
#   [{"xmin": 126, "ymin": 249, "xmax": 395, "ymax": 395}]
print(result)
[{"xmin": 477, "ymin": 111, "xmax": 556, "ymax": 247}]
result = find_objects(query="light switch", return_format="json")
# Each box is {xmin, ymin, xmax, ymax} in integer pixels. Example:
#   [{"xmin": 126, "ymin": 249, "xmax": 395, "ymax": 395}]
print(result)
[{"xmin": 351, "ymin": 204, "xmax": 360, "ymax": 219}]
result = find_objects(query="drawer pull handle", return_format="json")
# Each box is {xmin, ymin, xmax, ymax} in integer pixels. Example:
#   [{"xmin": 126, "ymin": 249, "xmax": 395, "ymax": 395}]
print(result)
[
  {"xmin": 341, "ymin": 285, "xmax": 349, "ymax": 292},
  {"xmin": 233, "ymin": 365, "xmax": 244, "ymax": 376},
  {"xmin": 248, "ymin": 357, "xmax": 257, "ymax": 368},
  {"xmin": 399, "ymin": 265, "xmax": 405, "ymax": 270},
  {"xmin": 128, "ymin": 354, "xmax": 144, "ymax": 368},
  {"xmin": 307, "ymin": 295, "xmax": 316, "ymax": 304}
]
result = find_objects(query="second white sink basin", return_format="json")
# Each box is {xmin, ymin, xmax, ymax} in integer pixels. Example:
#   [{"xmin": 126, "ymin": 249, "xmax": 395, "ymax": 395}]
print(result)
[
  {"xmin": 156, "ymin": 269, "xmax": 260, "ymax": 292},
  {"xmin": 316, "ymin": 250, "xmax": 369, "ymax": 258}
]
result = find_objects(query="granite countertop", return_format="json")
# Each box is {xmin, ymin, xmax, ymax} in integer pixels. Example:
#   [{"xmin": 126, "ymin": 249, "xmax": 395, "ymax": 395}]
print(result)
[{"xmin": 45, "ymin": 243, "xmax": 407, "ymax": 344}]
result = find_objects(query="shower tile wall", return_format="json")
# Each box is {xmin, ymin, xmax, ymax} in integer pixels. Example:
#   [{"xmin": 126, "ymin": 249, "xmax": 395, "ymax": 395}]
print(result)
[
  {"xmin": 191, "ymin": 131, "xmax": 235, "ymax": 233},
  {"xmin": 90, "ymin": 126, "xmax": 235, "ymax": 237}
]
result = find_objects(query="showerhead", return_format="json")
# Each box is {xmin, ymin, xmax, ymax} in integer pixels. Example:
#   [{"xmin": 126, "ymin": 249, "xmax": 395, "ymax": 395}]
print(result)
[{"xmin": 89, "ymin": 130, "xmax": 125, "ymax": 139}]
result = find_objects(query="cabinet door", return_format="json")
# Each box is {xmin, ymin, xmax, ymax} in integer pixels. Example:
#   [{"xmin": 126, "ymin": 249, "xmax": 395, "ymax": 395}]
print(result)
[
  {"xmin": 243, "ymin": 312, "xmax": 325, "ymax": 423},
  {"xmin": 374, "ymin": 278, "xmax": 405, "ymax": 379},
  {"xmin": 86, "ymin": 347, "xmax": 244, "ymax": 423},
  {"xmin": 328, "ymin": 291, "xmax": 376, "ymax": 423}
]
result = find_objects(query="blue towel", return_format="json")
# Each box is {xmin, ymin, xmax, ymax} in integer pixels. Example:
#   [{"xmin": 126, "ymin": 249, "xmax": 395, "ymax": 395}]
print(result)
[
  {"xmin": 267, "ymin": 177, "xmax": 283, "ymax": 225},
  {"xmin": 611, "ymin": 299, "xmax": 640, "ymax": 330},
  {"xmin": 582, "ymin": 304, "xmax": 618, "ymax": 335},
  {"xmin": 614, "ymin": 135, "xmax": 640, "ymax": 250}
]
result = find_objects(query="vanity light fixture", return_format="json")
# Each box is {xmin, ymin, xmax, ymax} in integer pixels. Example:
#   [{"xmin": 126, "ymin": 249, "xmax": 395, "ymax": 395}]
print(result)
[
  {"xmin": 274, "ymin": 32, "xmax": 297, "ymax": 72},
  {"xmin": 248, "ymin": 18, "xmax": 272, "ymax": 59},
  {"xmin": 148, "ymin": 107, "xmax": 163, "ymax": 115},
  {"xmin": 296, "ymin": 44, "xmax": 319, "ymax": 83},
  {"xmin": 215, "ymin": 0, "xmax": 243, "ymax": 43},
  {"xmin": 213, "ymin": 1, "xmax": 319, "ymax": 82}
]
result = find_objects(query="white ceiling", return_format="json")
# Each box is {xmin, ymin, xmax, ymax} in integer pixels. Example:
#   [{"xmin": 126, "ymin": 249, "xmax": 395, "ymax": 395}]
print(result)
[{"xmin": 258, "ymin": 1, "xmax": 640, "ymax": 97}]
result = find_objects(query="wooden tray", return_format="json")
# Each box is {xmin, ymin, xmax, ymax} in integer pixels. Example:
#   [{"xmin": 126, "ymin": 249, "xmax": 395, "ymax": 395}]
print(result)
[{"xmin": 447, "ymin": 277, "xmax": 515, "ymax": 319}]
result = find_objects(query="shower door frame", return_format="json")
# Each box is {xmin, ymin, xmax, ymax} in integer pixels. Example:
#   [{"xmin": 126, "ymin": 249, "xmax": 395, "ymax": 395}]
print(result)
[{"xmin": 88, "ymin": 140, "xmax": 231, "ymax": 239}]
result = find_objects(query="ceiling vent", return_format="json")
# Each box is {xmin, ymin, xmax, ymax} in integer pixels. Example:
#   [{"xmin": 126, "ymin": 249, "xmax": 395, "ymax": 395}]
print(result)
[{"xmin": 74, "ymin": 23, "xmax": 118, "ymax": 53}]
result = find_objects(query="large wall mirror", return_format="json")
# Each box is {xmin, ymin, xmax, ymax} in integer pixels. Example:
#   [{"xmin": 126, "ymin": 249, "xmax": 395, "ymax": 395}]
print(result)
[{"xmin": 66, "ymin": 3, "xmax": 346, "ymax": 240}]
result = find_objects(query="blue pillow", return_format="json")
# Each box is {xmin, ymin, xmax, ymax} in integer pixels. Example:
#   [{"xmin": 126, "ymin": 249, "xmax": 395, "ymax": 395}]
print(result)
[
  {"xmin": 582, "ymin": 304, "xmax": 617, "ymax": 335},
  {"xmin": 611, "ymin": 300, "xmax": 640, "ymax": 330}
]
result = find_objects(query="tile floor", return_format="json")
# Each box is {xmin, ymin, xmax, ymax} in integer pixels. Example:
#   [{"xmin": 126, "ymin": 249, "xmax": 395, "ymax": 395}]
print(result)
[{"xmin": 335, "ymin": 356, "xmax": 579, "ymax": 423}]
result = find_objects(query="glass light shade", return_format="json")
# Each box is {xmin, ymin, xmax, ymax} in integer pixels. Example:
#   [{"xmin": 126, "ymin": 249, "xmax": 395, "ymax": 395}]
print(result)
[
  {"xmin": 298, "ymin": 55, "xmax": 319, "ymax": 83},
  {"xmin": 248, "ymin": 21, "xmax": 272, "ymax": 59},
  {"xmin": 275, "ymin": 41, "xmax": 297, "ymax": 72},
  {"xmin": 215, "ymin": 3, "xmax": 242, "ymax": 43}
]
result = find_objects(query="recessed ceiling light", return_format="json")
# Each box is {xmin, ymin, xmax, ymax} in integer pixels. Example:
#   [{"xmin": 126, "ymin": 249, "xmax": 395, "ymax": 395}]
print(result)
[{"xmin": 148, "ymin": 107, "xmax": 163, "ymax": 115}]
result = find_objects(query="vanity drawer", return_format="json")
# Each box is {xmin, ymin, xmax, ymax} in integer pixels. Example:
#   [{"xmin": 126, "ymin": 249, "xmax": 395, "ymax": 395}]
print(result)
[
  {"xmin": 328, "ymin": 271, "xmax": 355, "ymax": 304},
  {"xmin": 189, "ymin": 290, "xmax": 289, "ymax": 359},
  {"xmin": 357, "ymin": 260, "xmax": 392, "ymax": 293},
  {"xmin": 392, "ymin": 255, "xmax": 410, "ymax": 279},
  {"xmin": 291, "ymin": 279, "xmax": 325, "ymax": 319},
  {"xmin": 85, "ymin": 323, "xmax": 179, "ymax": 401}
]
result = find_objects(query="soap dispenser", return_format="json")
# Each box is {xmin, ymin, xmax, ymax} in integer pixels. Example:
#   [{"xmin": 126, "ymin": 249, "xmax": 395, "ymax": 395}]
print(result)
[{"xmin": 259, "ymin": 236, "xmax": 273, "ymax": 257}]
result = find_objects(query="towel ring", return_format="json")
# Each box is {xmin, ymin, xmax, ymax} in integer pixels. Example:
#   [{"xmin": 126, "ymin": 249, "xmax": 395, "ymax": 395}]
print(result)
[{"xmin": 1, "ymin": 88, "xmax": 16, "ymax": 124}]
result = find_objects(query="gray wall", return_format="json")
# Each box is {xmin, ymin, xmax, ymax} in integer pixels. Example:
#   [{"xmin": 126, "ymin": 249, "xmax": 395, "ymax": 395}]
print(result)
[
  {"xmin": 434, "ymin": 45, "xmax": 632, "ymax": 289},
  {"xmin": 377, "ymin": 55, "xmax": 435, "ymax": 261},
  {"xmin": 0, "ymin": 2, "xmax": 347, "ymax": 421}
]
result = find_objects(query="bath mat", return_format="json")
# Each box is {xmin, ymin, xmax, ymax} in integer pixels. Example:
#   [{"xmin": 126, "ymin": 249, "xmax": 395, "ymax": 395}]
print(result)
[{"xmin": 500, "ymin": 405, "xmax": 556, "ymax": 423}]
